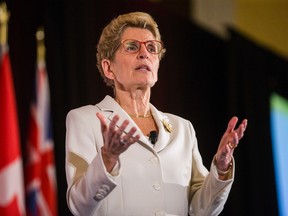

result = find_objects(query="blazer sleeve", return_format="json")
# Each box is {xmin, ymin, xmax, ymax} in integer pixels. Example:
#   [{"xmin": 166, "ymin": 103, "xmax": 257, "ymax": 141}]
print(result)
[
  {"xmin": 65, "ymin": 107, "xmax": 119, "ymax": 215},
  {"xmin": 188, "ymin": 121, "xmax": 234, "ymax": 216}
]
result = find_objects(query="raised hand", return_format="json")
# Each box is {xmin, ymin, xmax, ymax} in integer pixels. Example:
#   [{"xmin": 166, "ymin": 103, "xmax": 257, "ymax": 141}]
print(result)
[
  {"xmin": 215, "ymin": 116, "xmax": 248, "ymax": 174},
  {"xmin": 96, "ymin": 112, "xmax": 140, "ymax": 172}
]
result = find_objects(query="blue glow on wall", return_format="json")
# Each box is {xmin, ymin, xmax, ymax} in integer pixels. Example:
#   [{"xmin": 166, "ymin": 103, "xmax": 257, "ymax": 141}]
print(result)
[{"xmin": 270, "ymin": 93, "xmax": 288, "ymax": 216}]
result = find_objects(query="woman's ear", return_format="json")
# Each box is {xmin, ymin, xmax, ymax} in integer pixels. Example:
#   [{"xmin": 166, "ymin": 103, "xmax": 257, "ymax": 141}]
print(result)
[{"xmin": 102, "ymin": 59, "xmax": 114, "ymax": 79}]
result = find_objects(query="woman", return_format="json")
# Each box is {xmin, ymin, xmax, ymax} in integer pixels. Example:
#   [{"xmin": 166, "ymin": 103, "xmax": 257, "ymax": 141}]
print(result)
[{"xmin": 65, "ymin": 12, "xmax": 248, "ymax": 216}]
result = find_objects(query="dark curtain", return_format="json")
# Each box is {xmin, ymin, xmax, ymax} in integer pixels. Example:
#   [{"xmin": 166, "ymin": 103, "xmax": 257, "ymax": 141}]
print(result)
[
  {"xmin": 223, "ymin": 29, "xmax": 288, "ymax": 216},
  {"xmin": 5, "ymin": 0, "xmax": 288, "ymax": 215}
]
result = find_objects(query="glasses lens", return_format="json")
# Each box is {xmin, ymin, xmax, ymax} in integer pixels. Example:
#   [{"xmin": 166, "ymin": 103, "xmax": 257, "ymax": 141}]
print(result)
[
  {"xmin": 145, "ymin": 41, "xmax": 162, "ymax": 54},
  {"xmin": 123, "ymin": 40, "xmax": 140, "ymax": 53}
]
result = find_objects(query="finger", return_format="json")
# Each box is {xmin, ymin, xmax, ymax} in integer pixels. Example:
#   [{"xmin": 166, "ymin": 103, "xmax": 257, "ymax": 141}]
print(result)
[
  {"xmin": 118, "ymin": 119, "xmax": 129, "ymax": 134},
  {"xmin": 235, "ymin": 119, "xmax": 248, "ymax": 139},
  {"xmin": 120, "ymin": 134, "xmax": 140, "ymax": 145},
  {"xmin": 226, "ymin": 116, "xmax": 238, "ymax": 133},
  {"xmin": 101, "ymin": 115, "xmax": 121, "ymax": 147},
  {"xmin": 232, "ymin": 132, "xmax": 239, "ymax": 145},
  {"xmin": 119, "ymin": 126, "xmax": 138, "ymax": 145},
  {"xmin": 128, "ymin": 128, "xmax": 140, "ymax": 144},
  {"xmin": 115, "ymin": 119, "xmax": 129, "ymax": 142},
  {"xmin": 126, "ymin": 126, "xmax": 138, "ymax": 137},
  {"xmin": 130, "ymin": 134, "xmax": 141, "ymax": 144},
  {"xmin": 108, "ymin": 115, "xmax": 120, "ymax": 133},
  {"xmin": 242, "ymin": 119, "xmax": 248, "ymax": 131},
  {"xmin": 96, "ymin": 112, "xmax": 108, "ymax": 134}
]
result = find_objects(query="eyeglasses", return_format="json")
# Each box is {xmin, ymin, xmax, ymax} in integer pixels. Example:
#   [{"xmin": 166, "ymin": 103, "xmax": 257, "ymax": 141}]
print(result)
[{"xmin": 121, "ymin": 39, "xmax": 164, "ymax": 54}]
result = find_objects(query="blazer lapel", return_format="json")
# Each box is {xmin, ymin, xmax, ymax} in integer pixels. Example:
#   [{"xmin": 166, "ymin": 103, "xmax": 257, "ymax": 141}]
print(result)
[
  {"xmin": 149, "ymin": 104, "xmax": 171, "ymax": 152},
  {"xmin": 96, "ymin": 95, "xmax": 131, "ymax": 128}
]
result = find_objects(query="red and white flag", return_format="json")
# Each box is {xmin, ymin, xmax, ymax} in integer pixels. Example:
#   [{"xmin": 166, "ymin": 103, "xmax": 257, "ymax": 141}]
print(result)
[
  {"xmin": 25, "ymin": 51, "xmax": 58, "ymax": 216},
  {"xmin": 0, "ymin": 45, "xmax": 26, "ymax": 215}
]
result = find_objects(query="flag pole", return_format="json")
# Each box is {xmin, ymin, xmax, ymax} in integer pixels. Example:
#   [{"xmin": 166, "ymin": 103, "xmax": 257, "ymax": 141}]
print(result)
[
  {"xmin": 36, "ymin": 27, "xmax": 45, "ymax": 62},
  {"xmin": 0, "ymin": 2, "xmax": 9, "ymax": 52}
]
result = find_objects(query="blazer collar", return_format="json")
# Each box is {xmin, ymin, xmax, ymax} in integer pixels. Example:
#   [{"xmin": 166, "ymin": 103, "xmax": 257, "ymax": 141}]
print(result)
[{"xmin": 96, "ymin": 95, "xmax": 171, "ymax": 152}]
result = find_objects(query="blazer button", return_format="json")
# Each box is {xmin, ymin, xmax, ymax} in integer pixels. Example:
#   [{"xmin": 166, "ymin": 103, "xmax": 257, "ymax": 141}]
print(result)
[
  {"xmin": 93, "ymin": 193, "xmax": 105, "ymax": 201},
  {"xmin": 98, "ymin": 188, "xmax": 107, "ymax": 196},
  {"xmin": 214, "ymin": 195, "xmax": 225, "ymax": 204},
  {"xmin": 101, "ymin": 184, "xmax": 110, "ymax": 192},
  {"xmin": 154, "ymin": 210, "xmax": 165, "ymax": 216},
  {"xmin": 149, "ymin": 156, "xmax": 158, "ymax": 164},
  {"xmin": 153, "ymin": 182, "xmax": 161, "ymax": 191}
]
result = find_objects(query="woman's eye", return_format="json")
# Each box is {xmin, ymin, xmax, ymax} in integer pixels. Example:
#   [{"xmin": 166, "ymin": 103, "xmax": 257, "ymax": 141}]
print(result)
[
  {"xmin": 126, "ymin": 43, "xmax": 139, "ymax": 52},
  {"xmin": 146, "ymin": 44, "xmax": 156, "ymax": 53}
]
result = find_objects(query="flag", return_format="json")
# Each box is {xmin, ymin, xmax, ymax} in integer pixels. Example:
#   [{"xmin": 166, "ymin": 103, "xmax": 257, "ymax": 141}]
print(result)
[
  {"xmin": 25, "ymin": 30, "xmax": 57, "ymax": 216},
  {"xmin": 0, "ymin": 45, "xmax": 26, "ymax": 215}
]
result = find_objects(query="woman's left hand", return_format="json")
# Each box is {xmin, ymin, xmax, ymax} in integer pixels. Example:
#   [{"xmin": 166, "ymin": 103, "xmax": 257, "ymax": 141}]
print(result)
[{"xmin": 215, "ymin": 116, "xmax": 248, "ymax": 173}]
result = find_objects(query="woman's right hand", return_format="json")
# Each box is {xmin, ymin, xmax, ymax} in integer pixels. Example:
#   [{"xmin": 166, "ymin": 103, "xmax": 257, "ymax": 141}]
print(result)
[{"xmin": 96, "ymin": 112, "xmax": 140, "ymax": 172}]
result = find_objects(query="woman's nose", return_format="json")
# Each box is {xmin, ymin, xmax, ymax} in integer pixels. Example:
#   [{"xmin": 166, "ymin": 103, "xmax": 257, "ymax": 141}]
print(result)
[{"xmin": 137, "ymin": 44, "xmax": 148, "ymax": 59}]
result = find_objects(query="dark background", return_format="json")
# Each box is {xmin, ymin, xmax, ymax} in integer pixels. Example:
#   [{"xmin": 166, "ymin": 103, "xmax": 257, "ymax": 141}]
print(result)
[{"xmin": 5, "ymin": 0, "xmax": 288, "ymax": 215}]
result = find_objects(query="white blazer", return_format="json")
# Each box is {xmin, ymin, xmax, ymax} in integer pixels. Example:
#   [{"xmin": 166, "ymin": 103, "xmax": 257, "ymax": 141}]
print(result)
[{"xmin": 65, "ymin": 95, "xmax": 234, "ymax": 216}]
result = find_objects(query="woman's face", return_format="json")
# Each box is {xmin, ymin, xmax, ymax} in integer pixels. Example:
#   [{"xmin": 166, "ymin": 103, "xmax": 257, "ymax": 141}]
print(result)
[{"xmin": 104, "ymin": 27, "xmax": 160, "ymax": 91}]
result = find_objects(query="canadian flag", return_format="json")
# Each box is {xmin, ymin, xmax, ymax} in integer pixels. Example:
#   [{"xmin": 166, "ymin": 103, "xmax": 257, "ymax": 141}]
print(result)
[{"xmin": 0, "ymin": 46, "xmax": 26, "ymax": 215}]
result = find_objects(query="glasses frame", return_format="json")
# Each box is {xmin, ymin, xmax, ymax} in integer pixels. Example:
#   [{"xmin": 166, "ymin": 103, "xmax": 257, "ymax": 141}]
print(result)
[{"xmin": 120, "ymin": 39, "xmax": 164, "ymax": 55}]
